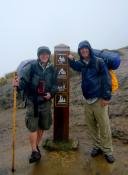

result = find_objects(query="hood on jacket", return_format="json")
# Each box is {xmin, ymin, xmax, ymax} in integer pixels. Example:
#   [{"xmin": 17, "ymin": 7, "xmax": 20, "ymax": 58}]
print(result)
[
  {"xmin": 37, "ymin": 46, "xmax": 51, "ymax": 65},
  {"xmin": 37, "ymin": 46, "xmax": 51, "ymax": 58},
  {"xmin": 78, "ymin": 40, "xmax": 96, "ymax": 61}
]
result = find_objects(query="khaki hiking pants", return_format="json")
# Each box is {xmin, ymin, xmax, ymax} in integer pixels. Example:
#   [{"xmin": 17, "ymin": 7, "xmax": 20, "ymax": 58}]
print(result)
[{"xmin": 84, "ymin": 99, "xmax": 113, "ymax": 155}]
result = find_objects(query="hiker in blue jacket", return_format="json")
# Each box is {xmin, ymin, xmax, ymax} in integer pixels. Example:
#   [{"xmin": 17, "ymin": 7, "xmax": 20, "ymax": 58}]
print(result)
[{"xmin": 68, "ymin": 40, "xmax": 115, "ymax": 163}]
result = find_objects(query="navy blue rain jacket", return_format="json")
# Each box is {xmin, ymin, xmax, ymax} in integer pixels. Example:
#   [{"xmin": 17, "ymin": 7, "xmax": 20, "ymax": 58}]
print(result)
[{"xmin": 68, "ymin": 40, "xmax": 112, "ymax": 100}]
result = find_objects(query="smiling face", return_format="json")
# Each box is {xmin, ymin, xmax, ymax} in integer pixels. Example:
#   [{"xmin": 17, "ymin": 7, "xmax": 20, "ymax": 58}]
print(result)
[
  {"xmin": 80, "ymin": 48, "xmax": 90, "ymax": 60},
  {"xmin": 39, "ymin": 53, "xmax": 49, "ymax": 63}
]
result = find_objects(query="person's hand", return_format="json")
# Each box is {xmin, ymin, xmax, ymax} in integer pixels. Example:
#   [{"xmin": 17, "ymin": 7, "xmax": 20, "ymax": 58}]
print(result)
[
  {"xmin": 12, "ymin": 75, "xmax": 19, "ymax": 87},
  {"xmin": 67, "ymin": 54, "xmax": 74, "ymax": 60},
  {"xmin": 100, "ymin": 99, "xmax": 109, "ymax": 107},
  {"xmin": 43, "ymin": 92, "xmax": 51, "ymax": 100}
]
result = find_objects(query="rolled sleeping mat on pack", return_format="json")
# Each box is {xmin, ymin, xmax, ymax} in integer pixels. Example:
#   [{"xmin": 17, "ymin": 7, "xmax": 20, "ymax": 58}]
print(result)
[
  {"xmin": 16, "ymin": 59, "xmax": 35, "ymax": 79},
  {"xmin": 16, "ymin": 59, "xmax": 36, "ymax": 99},
  {"xmin": 93, "ymin": 49, "xmax": 121, "ymax": 70}
]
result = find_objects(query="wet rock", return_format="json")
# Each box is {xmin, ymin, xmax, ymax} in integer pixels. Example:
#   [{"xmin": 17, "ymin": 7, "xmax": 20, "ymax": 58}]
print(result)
[
  {"xmin": 109, "ymin": 50, "xmax": 128, "ymax": 118},
  {"xmin": 112, "ymin": 128, "xmax": 128, "ymax": 144}
]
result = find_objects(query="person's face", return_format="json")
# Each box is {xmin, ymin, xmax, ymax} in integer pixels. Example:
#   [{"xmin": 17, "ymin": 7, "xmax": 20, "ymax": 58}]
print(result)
[
  {"xmin": 39, "ymin": 53, "xmax": 49, "ymax": 63},
  {"xmin": 80, "ymin": 48, "xmax": 90, "ymax": 59}
]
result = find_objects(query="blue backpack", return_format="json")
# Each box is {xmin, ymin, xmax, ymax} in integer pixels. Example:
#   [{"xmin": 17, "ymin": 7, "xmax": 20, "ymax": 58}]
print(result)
[
  {"xmin": 93, "ymin": 49, "xmax": 121, "ymax": 70},
  {"xmin": 93, "ymin": 49, "xmax": 121, "ymax": 93}
]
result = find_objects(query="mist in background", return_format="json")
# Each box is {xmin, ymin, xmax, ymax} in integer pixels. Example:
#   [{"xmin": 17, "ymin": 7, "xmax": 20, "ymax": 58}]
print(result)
[{"xmin": 0, "ymin": 0, "xmax": 128, "ymax": 77}]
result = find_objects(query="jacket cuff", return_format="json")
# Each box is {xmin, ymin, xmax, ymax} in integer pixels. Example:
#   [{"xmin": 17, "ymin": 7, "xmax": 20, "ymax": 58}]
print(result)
[{"xmin": 101, "ymin": 96, "xmax": 111, "ymax": 101}]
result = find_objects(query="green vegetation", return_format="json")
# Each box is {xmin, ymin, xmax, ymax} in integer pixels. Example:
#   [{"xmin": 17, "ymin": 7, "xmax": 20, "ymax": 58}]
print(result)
[{"xmin": 0, "ymin": 72, "xmax": 14, "ymax": 86}]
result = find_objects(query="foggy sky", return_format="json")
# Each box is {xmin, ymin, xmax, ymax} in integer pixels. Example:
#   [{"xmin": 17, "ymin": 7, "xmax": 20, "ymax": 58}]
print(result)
[{"xmin": 0, "ymin": 0, "xmax": 128, "ymax": 77}]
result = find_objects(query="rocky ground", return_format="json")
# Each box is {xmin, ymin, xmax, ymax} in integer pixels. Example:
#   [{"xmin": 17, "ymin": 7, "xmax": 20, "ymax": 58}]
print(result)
[{"xmin": 0, "ymin": 48, "xmax": 128, "ymax": 175}]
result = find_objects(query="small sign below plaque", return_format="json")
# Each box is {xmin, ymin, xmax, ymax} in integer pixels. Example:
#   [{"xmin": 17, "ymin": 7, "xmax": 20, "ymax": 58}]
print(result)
[
  {"xmin": 57, "ymin": 67, "xmax": 68, "ymax": 79},
  {"xmin": 57, "ymin": 79, "xmax": 68, "ymax": 92},
  {"xmin": 55, "ymin": 93, "xmax": 68, "ymax": 107}
]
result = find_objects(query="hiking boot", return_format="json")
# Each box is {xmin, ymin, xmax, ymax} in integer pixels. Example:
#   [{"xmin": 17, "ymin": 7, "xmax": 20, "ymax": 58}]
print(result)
[
  {"xmin": 104, "ymin": 154, "xmax": 115, "ymax": 163},
  {"xmin": 29, "ymin": 151, "xmax": 41, "ymax": 164},
  {"xmin": 91, "ymin": 147, "xmax": 102, "ymax": 157}
]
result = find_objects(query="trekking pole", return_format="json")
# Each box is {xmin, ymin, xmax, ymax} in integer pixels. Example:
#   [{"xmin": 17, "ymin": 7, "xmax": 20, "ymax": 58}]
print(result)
[{"xmin": 12, "ymin": 72, "xmax": 17, "ymax": 172}]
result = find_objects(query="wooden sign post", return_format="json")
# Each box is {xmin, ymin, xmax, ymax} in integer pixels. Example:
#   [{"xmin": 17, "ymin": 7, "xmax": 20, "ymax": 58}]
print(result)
[
  {"xmin": 54, "ymin": 44, "xmax": 70, "ymax": 142},
  {"xmin": 43, "ymin": 44, "xmax": 78, "ymax": 150}
]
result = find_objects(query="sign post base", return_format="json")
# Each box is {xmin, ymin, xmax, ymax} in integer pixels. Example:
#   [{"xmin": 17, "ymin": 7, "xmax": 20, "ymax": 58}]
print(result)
[{"xmin": 43, "ymin": 138, "xmax": 79, "ymax": 151}]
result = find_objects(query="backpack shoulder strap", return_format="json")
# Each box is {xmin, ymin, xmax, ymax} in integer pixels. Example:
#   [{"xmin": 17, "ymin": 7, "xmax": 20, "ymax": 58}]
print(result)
[
  {"xmin": 29, "ymin": 60, "xmax": 38, "ymax": 77},
  {"xmin": 48, "ymin": 63, "xmax": 57, "ymax": 74},
  {"xmin": 95, "ymin": 57, "xmax": 103, "ymax": 73},
  {"xmin": 49, "ymin": 63, "xmax": 54, "ymax": 71}
]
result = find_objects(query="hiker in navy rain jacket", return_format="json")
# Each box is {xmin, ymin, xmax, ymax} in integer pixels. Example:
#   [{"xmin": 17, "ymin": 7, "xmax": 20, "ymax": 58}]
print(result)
[
  {"xmin": 68, "ymin": 40, "xmax": 112, "ymax": 101},
  {"xmin": 68, "ymin": 40, "xmax": 115, "ymax": 164}
]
